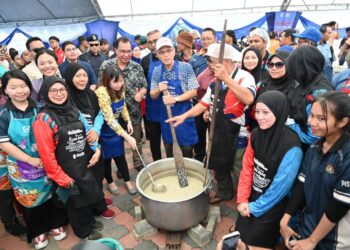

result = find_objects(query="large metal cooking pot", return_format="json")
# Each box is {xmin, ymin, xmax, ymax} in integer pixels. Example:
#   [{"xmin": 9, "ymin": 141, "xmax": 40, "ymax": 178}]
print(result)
[{"xmin": 136, "ymin": 158, "xmax": 211, "ymax": 231}]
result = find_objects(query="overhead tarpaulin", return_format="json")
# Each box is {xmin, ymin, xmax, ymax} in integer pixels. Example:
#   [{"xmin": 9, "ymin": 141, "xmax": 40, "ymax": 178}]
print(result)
[
  {"xmin": 0, "ymin": 19, "xmax": 119, "ymax": 52},
  {"xmin": 85, "ymin": 20, "xmax": 119, "ymax": 48}
]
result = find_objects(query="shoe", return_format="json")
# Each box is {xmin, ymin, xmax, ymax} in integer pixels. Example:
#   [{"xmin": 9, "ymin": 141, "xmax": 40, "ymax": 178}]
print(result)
[
  {"xmin": 93, "ymin": 220, "xmax": 104, "ymax": 232},
  {"xmin": 86, "ymin": 231, "xmax": 103, "ymax": 241},
  {"xmin": 125, "ymin": 183, "xmax": 138, "ymax": 195},
  {"xmin": 5, "ymin": 219, "xmax": 26, "ymax": 236},
  {"xmin": 107, "ymin": 185, "xmax": 120, "ymax": 196},
  {"xmin": 50, "ymin": 227, "xmax": 67, "ymax": 241},
  {"xmin": 33, "ymin": 233, "xmax": 48, "ymax": 250},
  {"xmin": 100, "ymin": 208, "xmax": 115, "ymax": 219},
  {"xmin": 105, "ymin": 198, "xmax": 113, "ymax": 207}
]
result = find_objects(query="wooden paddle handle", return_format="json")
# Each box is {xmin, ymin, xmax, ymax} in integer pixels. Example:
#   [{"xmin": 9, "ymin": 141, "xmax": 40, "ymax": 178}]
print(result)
[{"xmin": 163, "ymin": 90, "xmax": 188, "ymax": 187}]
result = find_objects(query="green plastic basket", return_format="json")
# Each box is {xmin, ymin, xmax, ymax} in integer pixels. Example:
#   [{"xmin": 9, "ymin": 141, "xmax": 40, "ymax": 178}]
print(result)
[{"xmin": 98, "ymin": 238, "xmax": 123, "ymax": 250}]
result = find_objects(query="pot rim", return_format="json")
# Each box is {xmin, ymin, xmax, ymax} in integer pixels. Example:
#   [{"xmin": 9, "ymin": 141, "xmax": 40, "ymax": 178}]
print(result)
[{"xmin": 135, "ymin": 157, "xmax": 212, "ymax": 203}]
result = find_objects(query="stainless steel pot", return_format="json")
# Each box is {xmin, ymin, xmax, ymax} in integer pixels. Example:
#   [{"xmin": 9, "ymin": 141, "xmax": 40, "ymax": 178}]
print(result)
[{"xmin": 136, "ymin": 158, "xmax": 211, "ymax": 231}]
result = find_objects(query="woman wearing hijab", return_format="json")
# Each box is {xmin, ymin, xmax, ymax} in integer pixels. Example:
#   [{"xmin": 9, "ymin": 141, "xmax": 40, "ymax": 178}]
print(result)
[
  {"xmin": 235, "ymin": 91, "xmax": 303, "ymax": 249},
  {"xmin": 231, "ymin": 47, "xmax": 263, "ymax": 193},
  {"xmin": 33, "ymin": 76, "xmax": 104, "ymax": 240},
  {"xmin": 285, "ymin": 45, "xmax": 333, "ymax": 150},
  {"xmin": 64, "ymin": 63, "xmax": 115, "ymax": 219},
  {"xmin": 241, "ymin": 47, "xmax": 262, "ymax": 86},
  {"xmin": 258, "ymin": 50, "xmax": 293, "ymax": 97}
]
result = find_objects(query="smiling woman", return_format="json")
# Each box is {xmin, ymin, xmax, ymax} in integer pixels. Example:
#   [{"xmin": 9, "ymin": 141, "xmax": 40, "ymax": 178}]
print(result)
[{"xmin": 30, "ymin": 49, "xmax": 59, "ymax": 106}]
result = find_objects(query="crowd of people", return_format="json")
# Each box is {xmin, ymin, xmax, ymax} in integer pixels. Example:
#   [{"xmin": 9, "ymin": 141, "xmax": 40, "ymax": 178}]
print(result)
[{"xmin": 0, "ymin": 20, "xmax": 349, "ymax": 250}]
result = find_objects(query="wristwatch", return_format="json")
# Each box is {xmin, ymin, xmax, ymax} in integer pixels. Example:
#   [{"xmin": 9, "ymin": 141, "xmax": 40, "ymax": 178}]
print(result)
[{"xmin": 174, "ymin": 96, "xmax": 179, "ymax": 102}]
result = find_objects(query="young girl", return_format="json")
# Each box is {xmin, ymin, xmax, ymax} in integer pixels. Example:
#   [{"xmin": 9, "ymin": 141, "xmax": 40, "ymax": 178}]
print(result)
[
  {"xmin": 65, "ymin": 63, "xmax": 115, "ymax": 219},
  {"xmin": 0, "ymin": 70, "xmax": 67, "ymax": 249},
  {"xmin": 280, "ymin": 91, "xmax": 350, "ymax": 250},
  {"xmin": 33, "ymin": 76, "xmax": 104, "ymax": 240},
  {"xmin": 95, "ymin": 66, "xmax": 137, "ymax": 195},
  {"xmin": 236, "ymin": 90, "xmax": 303, "ymax": 249},
  {"xmin": 0, "ymin": 74, "xmax": 26, "ymax": 236}
]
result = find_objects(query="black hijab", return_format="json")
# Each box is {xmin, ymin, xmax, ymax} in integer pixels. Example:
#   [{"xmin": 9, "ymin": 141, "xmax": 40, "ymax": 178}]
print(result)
[
  {"xmin": 41, "ymin": 76, "xmax": 79, "ymax": 122},
  {"xmin": 241, "ymin": 47, "xmax": 262, "ymax": 85},
  {"xmin": 285, "ymin": 45, "xmax": 333, "ymax": 132},
  {"xmin": 267, "ymin": 50, "xmax": 293, "ymax": 96},
  {"xmin": 252, "ymin": 91, "xmax": 300, "ymax": 167},
  {"xmin": 65, "ymin": 63, "xmax": 99, "ymax": 119}
]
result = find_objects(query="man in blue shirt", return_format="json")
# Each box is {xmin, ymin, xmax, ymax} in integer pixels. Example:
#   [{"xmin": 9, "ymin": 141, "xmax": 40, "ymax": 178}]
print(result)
[
  {"xmin": 59, "ymin": 41, "xmax": 98, "ymax": 90},
  {"xmin": 318, "ymin": 24, "xmax": 334, "ymax": 81}
]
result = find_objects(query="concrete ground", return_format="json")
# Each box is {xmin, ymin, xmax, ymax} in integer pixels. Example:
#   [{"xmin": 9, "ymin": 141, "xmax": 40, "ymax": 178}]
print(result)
[{"xmin": 0, "ymin": 141, "xmax": 239, "ymax": 250}]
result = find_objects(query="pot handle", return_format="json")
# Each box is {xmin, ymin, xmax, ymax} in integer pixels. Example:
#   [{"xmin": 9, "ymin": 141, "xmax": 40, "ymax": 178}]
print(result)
[{"xmin": 204, "ymin": 176, "xmax": 213, "ymax": 194}]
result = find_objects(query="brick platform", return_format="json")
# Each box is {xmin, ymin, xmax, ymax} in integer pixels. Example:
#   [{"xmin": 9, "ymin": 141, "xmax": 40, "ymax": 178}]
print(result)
[{"xmin": 0, "ymin": 141, "xmax": 238, "ymax": 250}]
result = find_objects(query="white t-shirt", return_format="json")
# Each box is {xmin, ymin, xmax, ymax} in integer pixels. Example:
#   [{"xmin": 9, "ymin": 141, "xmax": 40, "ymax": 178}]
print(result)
[{"xmin": 199, "ymin": 67, "xmax": 256, "ymax": 126}]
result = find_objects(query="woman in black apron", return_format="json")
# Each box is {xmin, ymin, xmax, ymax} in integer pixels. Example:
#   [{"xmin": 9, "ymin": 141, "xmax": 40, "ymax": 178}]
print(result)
[
  {"xmin": 65, "ymin": 63, "xmax": 115, "ymax": 219},
  {"xmin": 235, "ymin": 91, "xmax": 302, "ymax": 249},
  {"xmin": 33, "ymin": 76, "xmax": 104, "ymax": 240}
]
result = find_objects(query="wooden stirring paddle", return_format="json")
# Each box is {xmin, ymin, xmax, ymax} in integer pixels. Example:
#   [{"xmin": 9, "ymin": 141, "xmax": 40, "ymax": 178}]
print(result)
[{"xmin": 164, "ymin": 90, "xmax": 188, "ymax": 188}]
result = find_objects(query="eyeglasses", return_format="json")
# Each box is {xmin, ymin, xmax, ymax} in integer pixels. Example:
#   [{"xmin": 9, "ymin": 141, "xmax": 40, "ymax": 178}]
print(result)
[
  {"xmin": 267, "ymin": 61, "xmax": 284, "ymax": 69},
  {"xmin": 89, "ymin": 43, "xmax": 100, "ymax": 47},
  {"xmin": 49, "ymin": 88, "xmax": 67, "ymax": 95},
  {"xmin": 157, "ymin": 48, "xmax": 173, "ymax": 55},
  {"xmin": 147, "ymin": 39, "xmax": 158, "ymax": 45},
  {"xmin": 31, "ymin": 47, "xmax": 45, "ymax": 53}
]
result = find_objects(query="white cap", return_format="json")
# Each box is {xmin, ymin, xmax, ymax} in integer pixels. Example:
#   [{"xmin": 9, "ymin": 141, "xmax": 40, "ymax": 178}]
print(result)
[
  {"xmin": 156, "ymin": 37, "xmax": 173, "ymax": 50},
  {"xmin": 205, "ymin": 43, "xmax": 242, "ymax": 62}
]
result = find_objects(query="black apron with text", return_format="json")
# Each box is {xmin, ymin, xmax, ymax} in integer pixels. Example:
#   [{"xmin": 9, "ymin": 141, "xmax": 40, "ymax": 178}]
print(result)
[
  {"xmin": 208, "ymin": 71, "xmax": 240, "ymax": 171},
  {"xmin": 48, "ymin": 111, "xmax": 103, "ymax": 208}
]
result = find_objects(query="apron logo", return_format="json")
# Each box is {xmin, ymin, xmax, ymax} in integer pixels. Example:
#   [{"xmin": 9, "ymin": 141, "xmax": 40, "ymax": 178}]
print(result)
[
  {"xmin": 22, "ymin": 126, "xmax": 30, "ymax": 134},
  {"xmin": 68, "ymin": 129, "xmax": 82, "ymax": 135},
  {"xmin": 325, "ymin": 164, "xmax": 335, "ymax": 174},
  {"xmin": 73, "ymin": 152, "xmax": 85, "ymax": 159}
]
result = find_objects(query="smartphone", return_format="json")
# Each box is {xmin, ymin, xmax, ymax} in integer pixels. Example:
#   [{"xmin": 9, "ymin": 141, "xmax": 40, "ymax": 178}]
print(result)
[{"xmin": 222, "ymin": 231, "xmax": 240, "ymax": 250}]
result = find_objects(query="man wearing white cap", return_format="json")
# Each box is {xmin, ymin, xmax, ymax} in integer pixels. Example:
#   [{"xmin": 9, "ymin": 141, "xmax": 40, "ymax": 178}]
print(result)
[
  {"xmin": 249, "ymin": 28, "xmax": 270, "ymax": 82},
  {"xmin": 150, "ymin": 37, "xmax": 199, "ymax": 158},
  {"xmin": 167, "ymin": 43, "xmax": 256, "ymax": 203}
]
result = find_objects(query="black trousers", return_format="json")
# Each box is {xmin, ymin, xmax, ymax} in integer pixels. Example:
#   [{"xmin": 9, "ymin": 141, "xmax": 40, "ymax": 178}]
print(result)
[
  {"xmin": 147, "ymin": 120, "xmax": 162, "ymax": 161},
  {"xmin": 194, "ymin": 114, "xmax": 208, "ymax": 162},
  {"xmin": 66, "ymin": 203, "xmax": 96, "ymax": 239},
  {"xmin": 90, "ymin": 158, "xmax": 107, "ymax": 215},
  {"xmin": 104, "ymin": 155, "xmax": 130, "ymax": 183},
  {"xmin": 0, "ymin": 189, "xmax": 17, "ymax": 227},
  {"xmin": 164, "ymin": 143, "xmax": 193, "ymax": 158},
  {"xmin": 21, "ymin": 199, "xmax": 68, "ymax": 243}
]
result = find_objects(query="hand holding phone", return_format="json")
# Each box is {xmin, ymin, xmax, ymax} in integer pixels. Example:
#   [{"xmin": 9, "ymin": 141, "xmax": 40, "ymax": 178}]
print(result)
[{"xmin": 222, "ymin": 231, "xmax": 240, "ymax": 250}]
